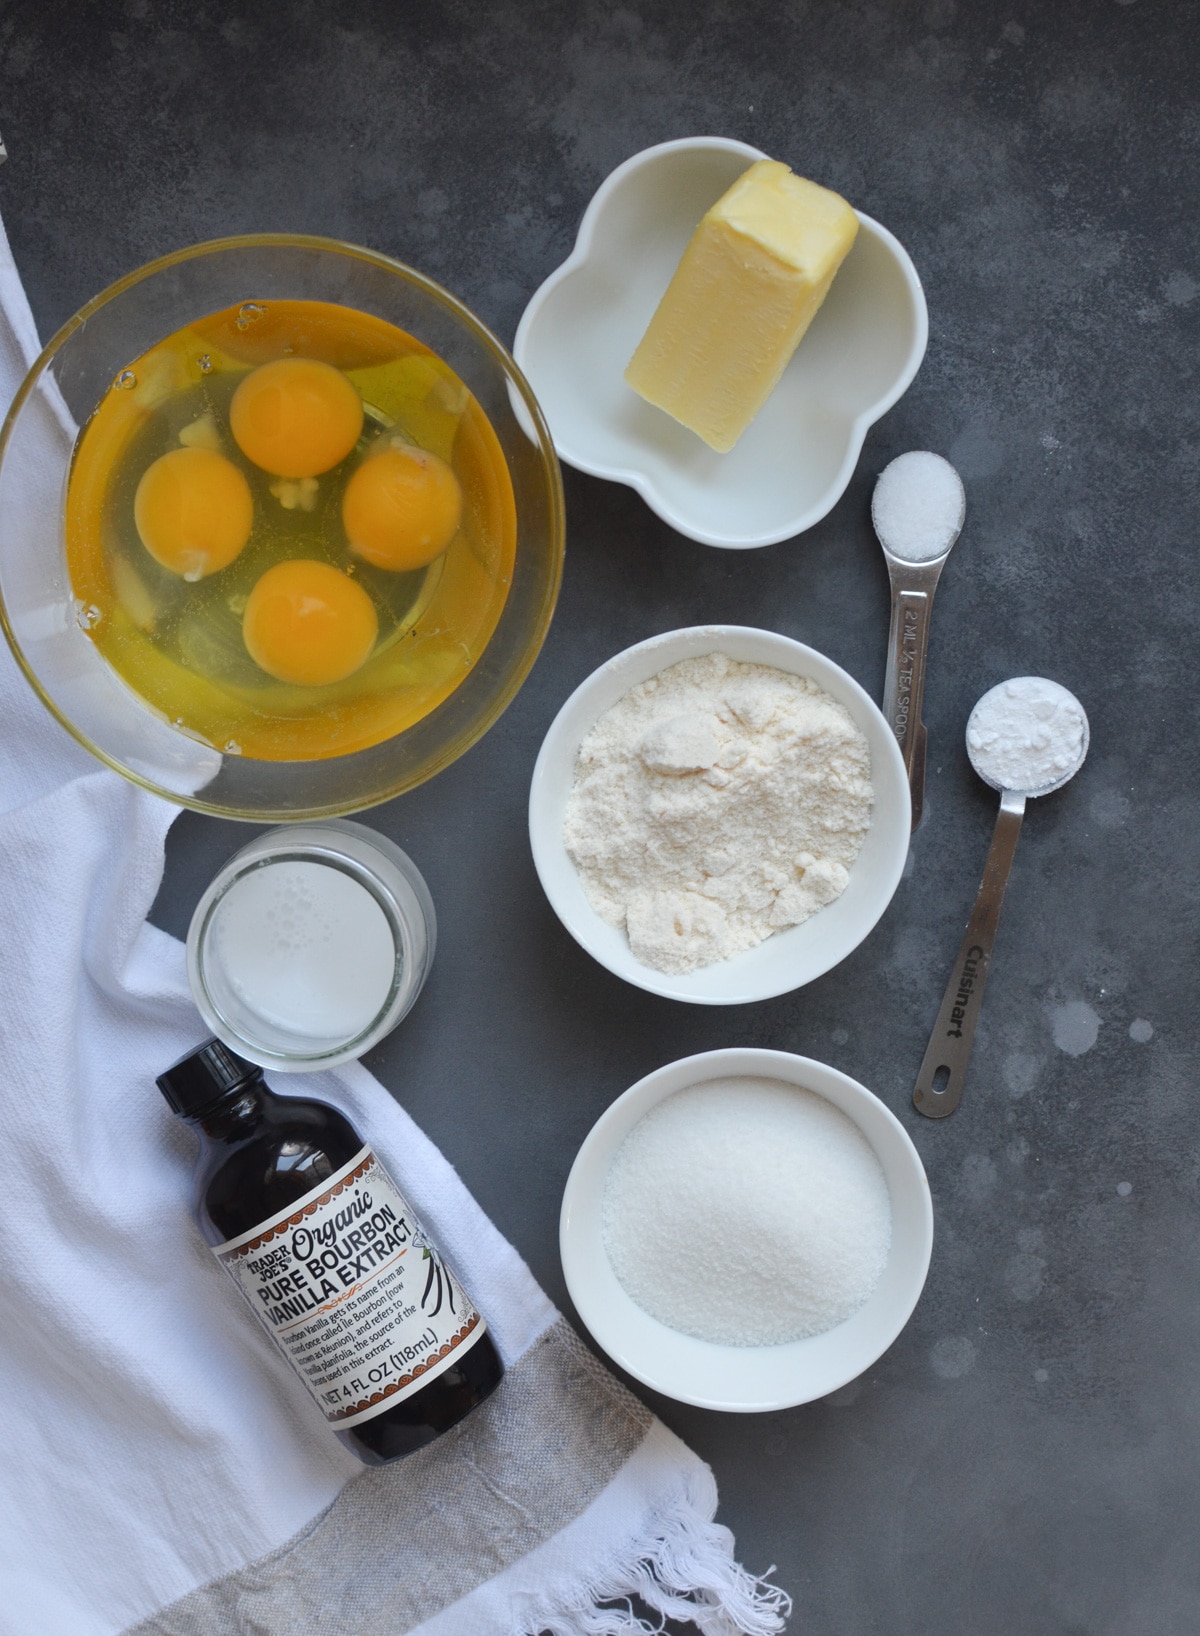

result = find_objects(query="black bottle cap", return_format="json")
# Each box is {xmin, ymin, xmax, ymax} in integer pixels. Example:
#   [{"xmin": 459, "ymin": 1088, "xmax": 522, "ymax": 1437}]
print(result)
[{"xmin": 157, "ymin": 1038, "xmax": 262, "ymax": 1119}]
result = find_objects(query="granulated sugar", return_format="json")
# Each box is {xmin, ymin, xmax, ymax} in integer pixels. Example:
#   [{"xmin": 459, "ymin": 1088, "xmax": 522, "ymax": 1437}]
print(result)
[
  {"xmin": 602, "ymin": 1078, "xmax": 892, "ymax": 1346},
  {"xmin": 871, "ymin": 450, "xmax": 965, "ymax": 562},
  {"xmin": 563, "ymin": 653, "xmax": 873, "ymax": 974}
]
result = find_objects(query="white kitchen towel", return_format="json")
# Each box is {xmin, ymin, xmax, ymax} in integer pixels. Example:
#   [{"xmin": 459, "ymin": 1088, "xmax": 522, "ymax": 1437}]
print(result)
[{"xmin": 0, "ymin": 212, "xmax": 790, "ymax": 1636}]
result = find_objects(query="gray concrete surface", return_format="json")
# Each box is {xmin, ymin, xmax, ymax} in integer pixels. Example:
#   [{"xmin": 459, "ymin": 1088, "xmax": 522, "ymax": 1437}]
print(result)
[{"xmin": 2, "ymin": 1, "xmax": 1198, "ymax": 1630}]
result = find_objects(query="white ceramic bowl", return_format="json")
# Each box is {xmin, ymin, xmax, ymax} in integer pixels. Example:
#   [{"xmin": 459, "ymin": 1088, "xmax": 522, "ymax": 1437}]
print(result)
[
  {"xmin": 514, "ymin": 137, "xmax": 928, "ymax": 549},
  {"xmin": 560, "ymin": 1048, "xmax": 934, "ymax": 1411},
  {"xmin": 528, "ymin": 626, "xmax": 910, "ymax": 1004}
]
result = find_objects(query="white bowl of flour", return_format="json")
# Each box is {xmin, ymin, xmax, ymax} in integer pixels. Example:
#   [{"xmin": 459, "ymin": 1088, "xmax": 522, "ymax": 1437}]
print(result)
[
  {"xmin": 560, "ymin": 1048, "xmax": 933, "ymax": 1410},
  {"xmin": 529, "ymin": 626, "xmax": 910, "ymax": 1002}
]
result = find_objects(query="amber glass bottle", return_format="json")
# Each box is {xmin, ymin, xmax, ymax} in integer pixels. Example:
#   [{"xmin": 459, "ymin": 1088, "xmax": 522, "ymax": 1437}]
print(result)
[{"xmin": 157, "ymin": 1039, "xmax": 503, "ymax": 1463}]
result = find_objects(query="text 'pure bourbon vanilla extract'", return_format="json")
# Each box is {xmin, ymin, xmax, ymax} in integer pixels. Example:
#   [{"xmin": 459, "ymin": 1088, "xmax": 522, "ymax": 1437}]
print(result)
[{"xmin": 157, "ymin": 1039, "xmax": 503, "ymax": 1463}]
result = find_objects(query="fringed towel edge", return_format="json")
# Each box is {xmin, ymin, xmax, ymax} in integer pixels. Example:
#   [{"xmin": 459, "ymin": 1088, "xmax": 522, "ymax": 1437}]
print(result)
[{"xmin": 515, "ymin": 1426, "xmax": 791, "ymax": 1636}]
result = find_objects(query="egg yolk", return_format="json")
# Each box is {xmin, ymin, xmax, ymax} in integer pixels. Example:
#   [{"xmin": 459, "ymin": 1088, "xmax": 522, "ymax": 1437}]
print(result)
[
  {"xmin": 342, "ymin": 445, "xmax": 463, "ymax": 571},
  {"xmin": 229, "ymin": 358, "xmax": 364, "ymax": 478},
  {"xmin": 133, "ymin": 447, "xmax": 253, "ymax": 581},
  {"xmin": 243, "ymin": 559, "xmax": 379, "ymax": 686}
]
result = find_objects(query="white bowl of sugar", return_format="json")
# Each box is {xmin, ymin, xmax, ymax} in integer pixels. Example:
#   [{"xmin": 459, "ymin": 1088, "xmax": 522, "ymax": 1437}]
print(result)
[
  {"xmin": 560, "ymin": 1048, "xmax": 933, "ymax": 1411},
  {"xmin": 529, "ymin": 625, "xmax": 910, "ymax": 1004}
]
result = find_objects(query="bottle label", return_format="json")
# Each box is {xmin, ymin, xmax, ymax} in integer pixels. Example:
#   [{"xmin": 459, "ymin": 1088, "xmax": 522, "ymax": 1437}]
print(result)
[{"xmin": 213, "ymin": 1146, "xmax": 486, "ymax": 1428}]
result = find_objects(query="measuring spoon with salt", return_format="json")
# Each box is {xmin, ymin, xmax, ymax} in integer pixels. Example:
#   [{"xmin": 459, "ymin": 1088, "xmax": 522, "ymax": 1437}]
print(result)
[
  {"xmin": 913, "ymin": 677, "xmax": 1090, "ymax": 1119},
  {"xmin": 873, "ymin": 452, "xmax": 966, "ymax": 831}
]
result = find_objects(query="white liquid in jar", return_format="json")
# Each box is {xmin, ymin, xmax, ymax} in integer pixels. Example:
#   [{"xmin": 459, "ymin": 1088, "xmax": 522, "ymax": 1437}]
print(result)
[{"xmin": 209, "ymin": 860, "xmax": 397, "ymax": 1042}]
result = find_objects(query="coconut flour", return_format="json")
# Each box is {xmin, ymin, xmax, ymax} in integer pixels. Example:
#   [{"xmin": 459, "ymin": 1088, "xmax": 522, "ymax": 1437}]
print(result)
[{"xmin": 563, "ymin": 652, "xmax": 874, "ymax": 974}]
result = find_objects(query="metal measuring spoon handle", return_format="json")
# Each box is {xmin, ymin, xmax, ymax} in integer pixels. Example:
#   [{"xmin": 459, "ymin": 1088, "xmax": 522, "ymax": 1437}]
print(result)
[
  {"xmin": 913, "ymin": 676, "xmax": 1088, "ymax": 1120},
  {"xmin": 882, "ymin": 558, "xmax": 945, "ymax": 831},
  {"xmin": 873, "ymin": 453, "xmax": 966, "ymax": 833},
  {"xmin": 913, "ymin": 787, "xmax": 1025, "ymax": 1117}
]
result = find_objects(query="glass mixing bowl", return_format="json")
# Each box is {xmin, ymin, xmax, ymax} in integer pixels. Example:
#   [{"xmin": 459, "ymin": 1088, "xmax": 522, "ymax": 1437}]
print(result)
[{"xmin": 0, "ymin": 236, "xmax": 565, "ymax": 819}]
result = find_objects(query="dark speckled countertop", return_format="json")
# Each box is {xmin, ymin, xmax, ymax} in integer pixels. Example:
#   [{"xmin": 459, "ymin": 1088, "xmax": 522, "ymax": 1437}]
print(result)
[{"xmin": 3, "ymin": 2, "xmax": 1198, "ymax": 1630}]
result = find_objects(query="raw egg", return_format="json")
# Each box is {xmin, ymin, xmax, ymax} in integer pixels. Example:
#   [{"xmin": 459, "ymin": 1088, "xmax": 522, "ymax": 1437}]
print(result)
[
  {"xmin": 65, "ymin": 298, "xmax": 518, "ymax": 761},
  {"xmin": 230, "ymin": 358, "xmax": 364, "ymax": 478},
  {"xmin": 133, "ymin": 446, "xmax": 253, "ymax": 581},
  {"xmin": 243, "ymin": 559, "xmax": 378, "ymax": 686},
  {"xmin": 342, "ymin": 444, "xmax": 463, "ymax": 571}
]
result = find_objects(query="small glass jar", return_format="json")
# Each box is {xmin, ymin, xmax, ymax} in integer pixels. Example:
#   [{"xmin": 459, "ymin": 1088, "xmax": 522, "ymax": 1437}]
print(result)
[{"xmin": 186, "ymin": 820, "xmax": 435, "ymax": 1071}]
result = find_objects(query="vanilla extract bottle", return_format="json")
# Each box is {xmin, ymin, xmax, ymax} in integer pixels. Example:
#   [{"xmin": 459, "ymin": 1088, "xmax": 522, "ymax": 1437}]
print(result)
[{"xmin": 157, "ymin": 1039, "xmax": 503, "ymax": 1463}]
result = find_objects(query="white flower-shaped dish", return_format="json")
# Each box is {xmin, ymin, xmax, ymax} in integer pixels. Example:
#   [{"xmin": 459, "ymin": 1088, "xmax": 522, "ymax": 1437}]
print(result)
[
  {"xmin": 528, "ymin": 625, "xmax": 910, "ymax": 1005},
  {"xmin": 514, "ymin": 137, "xmax": 928, "ymax": 549},
  {"xmin": 560, "ymin": 1048, "xmax": 934, "ymax": 1411}
]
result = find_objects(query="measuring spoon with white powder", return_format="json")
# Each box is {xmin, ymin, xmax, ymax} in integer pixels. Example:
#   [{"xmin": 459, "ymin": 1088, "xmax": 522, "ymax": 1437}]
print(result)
[
  {"xmin": 913, "ymin": 677, "xmax": 1089, "ymax": 1119},
  {"xmin": 872, "ymin": 452, "xmax": 966, "ymax": 831}
]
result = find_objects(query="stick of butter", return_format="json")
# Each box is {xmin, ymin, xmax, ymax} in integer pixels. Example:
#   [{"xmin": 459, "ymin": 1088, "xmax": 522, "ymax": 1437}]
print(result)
[{"xmin": 624, "ymin": 160, "xmax": 859, "ymax": 453}]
